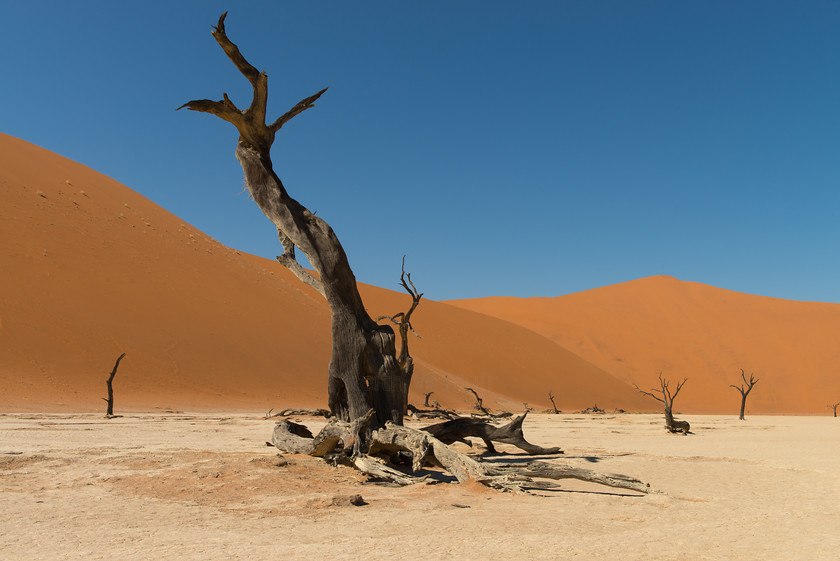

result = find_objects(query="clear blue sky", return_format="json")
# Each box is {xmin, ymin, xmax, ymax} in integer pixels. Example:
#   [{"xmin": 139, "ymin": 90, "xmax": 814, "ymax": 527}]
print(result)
[{"xmin": 4, "ymin": 1, "xmax": 839, "ymax": 302}]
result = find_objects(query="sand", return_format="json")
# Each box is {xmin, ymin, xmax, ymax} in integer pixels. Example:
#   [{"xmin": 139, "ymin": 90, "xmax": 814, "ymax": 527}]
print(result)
[
  {"xmin": 2, "ymin": 411, "xmax": 838, "ymax": 560},
  {"xmin": 448, "ymin": 276, "xmax": 840, "ymax": 414}
]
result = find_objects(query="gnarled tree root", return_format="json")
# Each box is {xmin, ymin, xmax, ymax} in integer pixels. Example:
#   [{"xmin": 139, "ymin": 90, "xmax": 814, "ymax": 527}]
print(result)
[{"xmin": 271, "ymin": 416, "xmax": 653, "ymax": 494}]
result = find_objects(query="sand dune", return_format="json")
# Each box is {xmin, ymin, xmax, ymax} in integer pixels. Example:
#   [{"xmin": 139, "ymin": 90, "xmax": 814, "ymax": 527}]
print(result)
[
  {"xmin": 0, "ymin": 133, "xmax": 647, "ymax": 413},
  {"xmin": 448, "ymin": 276, "xmax": 840, "ymax": 414}
]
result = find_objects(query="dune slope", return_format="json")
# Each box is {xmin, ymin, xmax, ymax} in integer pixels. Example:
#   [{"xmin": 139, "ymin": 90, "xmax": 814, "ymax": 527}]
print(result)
[
  {"xmin": 1, "ymin": 133, "xmax": 646, "ymax": 413},
  {"xmin": 448, "ymin": 276, "xmax": 840, "ymax": 414}
]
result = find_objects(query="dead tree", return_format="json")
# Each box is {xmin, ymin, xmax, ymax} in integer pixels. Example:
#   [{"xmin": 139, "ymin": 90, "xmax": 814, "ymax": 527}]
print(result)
[
  {"xmin": 829, "ymin": 403, "xmax": 839, "ymax": 417},
  {"xmin": 547, "ymin": 392, "xmax": 560, "ymax": 414},
  {"xmin": 423, "ymin": 392, "xmax": 434, "ymax": 408},
  {"xmin": 103, "ymin": 353, "xmax": 126, "ymax": 418},
  {"xmin": 465, "ymin": 387, "xmax": 489, "ymax": 415},
  {"xmin": 184, "ymin": 14, "xmax": 652, "ymax": 493},
  {"xmin": 634, "ymin": 374, "xmax": 690, "ymax": 434},
  {"xmin": 181, "ymin": 13, "xmax": 414, "ymax": 428},
  {"xmin": 730, "ymin": 369, "xmax": 759, "ymax": 420}
]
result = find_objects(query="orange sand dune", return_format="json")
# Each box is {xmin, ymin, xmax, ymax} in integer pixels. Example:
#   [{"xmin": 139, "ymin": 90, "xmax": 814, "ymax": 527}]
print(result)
[
  {"xmin": 1, "ymin": 133, "xmax": 647, "ymax": 413},
  {"xmin": 448, "ymin": 276, "xmax": 840, "ymax": 414}
]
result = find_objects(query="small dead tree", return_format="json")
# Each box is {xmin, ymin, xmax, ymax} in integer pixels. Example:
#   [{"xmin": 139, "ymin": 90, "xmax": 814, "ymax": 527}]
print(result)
[
  {"xmin": 423, "ymin": 392, "xmax": 435, "ymax": 408},
  {"xmin": 465, "ymin": 387, "xmax": 489, "ymax": 415},
  {"xmin": 829, "ymin": 403, "xmax": 839, "ymax": 417},
  {"xmin": 730, "ymin": 369, "xmax": 759, "ymax": 420},
  {"xmin": 547, "ymin": 392, "xmax": 560, "ymax": 414},
  {"xmin": 103, "ymin": 353, "xmax": 126, "ymax": 418},
  {"xmin": 634, "ymin": 373, "xmax": 690, "ymax": 434}
]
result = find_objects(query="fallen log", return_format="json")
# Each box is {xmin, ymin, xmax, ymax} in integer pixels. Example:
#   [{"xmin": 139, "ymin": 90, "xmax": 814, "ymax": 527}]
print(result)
[
  {"xmin": 406, "ymin": 404, "xmax": 460, "ymax": 420},
  {"xmin": 421, "ymin": 412, "xmax": 562, "ymax": 455},
  {"xmin": 265, "ymin": 408, "xmax": 331, "ymax": 419}
]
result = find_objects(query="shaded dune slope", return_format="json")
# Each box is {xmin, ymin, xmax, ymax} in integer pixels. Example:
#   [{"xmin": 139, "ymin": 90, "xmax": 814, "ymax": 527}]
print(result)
[
  {"xmin": 448, "ymin": 277, "xmax": 840, "ymax": 414},
  {"xmin": 1, "ymin": 133, "xmax": 647, "ymax": 413}
]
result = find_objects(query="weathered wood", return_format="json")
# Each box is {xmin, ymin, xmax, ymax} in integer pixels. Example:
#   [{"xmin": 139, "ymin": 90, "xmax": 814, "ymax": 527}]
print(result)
[
  {"xmin": 265, "ymin": 408, "xmax": 331, "ymax": 419},
  {"xmin": 271, "ymin": 420, "xmax": 315, "ymax": 454},
  {"xmin": 486, "ymin": 461, "xmax": 652, "ymax": 494},
  {"xmin": 422, "ymin": 413, "xmax": 562, "ymax": 455},
  {"xmin": 102, "ymin": 353, "xmax": 125, "ymax": 418},
  {"xmin": 271, "ymin": 419, "xmax": 651, "ymax": 494}
]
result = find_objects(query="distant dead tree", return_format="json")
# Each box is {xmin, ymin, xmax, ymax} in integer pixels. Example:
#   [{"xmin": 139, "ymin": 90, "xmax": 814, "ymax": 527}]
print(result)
[
  {"xmin": 634, "ymin": 374, "xmax": 691, "ymax": 434},
  {"xmin": 103, "ymin": 353, "xmax": 126, "ymax": 418},
  {"xmin": 423, "ymin": 392, "xmax": 434, "ymax": 408},
  {"xmin": 829, "ymin": 403, "xmax": 839, "ymax": 417},
  {"xmin": 547, "ymin": 392, "xmax": 560, "ymax": 414},
  {"xmin": 465, "ymin": 387, "xmax": 490, "ymax": 415},
  {"xmin": 464, "ymin": 387, "xmax": 511, "ymax": 419},
  {"xmin": 730, "ymin": 369, "xmax": 759, "ymax": 420}
]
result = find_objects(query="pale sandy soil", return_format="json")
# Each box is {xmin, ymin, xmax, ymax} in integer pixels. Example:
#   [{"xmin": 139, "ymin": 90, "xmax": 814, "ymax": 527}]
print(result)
[{"xmin": 1, "ymin": 412, "xmax": 838, "ymax": 560}]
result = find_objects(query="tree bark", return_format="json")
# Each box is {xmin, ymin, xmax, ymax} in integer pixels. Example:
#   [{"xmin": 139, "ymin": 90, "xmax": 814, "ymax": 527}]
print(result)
[{"xmin": 180, "ymin": 12, "xmax": 409, "ymax": 427}]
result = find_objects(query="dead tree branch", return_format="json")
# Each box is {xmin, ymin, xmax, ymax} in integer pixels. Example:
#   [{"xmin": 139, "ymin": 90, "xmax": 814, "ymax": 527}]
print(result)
[
  {"xmin": 421, "ymin": 413, "xmax": 562, "ymax": 455},
  {"xmin": 265, "ymin": 408, "xmax": 331, "ymax": 419}
]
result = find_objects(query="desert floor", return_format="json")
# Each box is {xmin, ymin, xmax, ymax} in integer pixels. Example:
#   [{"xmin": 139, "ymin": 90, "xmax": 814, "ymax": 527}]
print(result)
[{"xmin": 1, "ymin": 412, "xmax": 838, "ymax": 560}]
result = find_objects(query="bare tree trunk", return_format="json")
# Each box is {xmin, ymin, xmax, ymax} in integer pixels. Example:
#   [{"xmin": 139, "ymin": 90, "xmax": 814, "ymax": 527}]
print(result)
[
  {"xmin": 180, "ymin": 13, "xmax": 410, "ymax": 428},
  {"xmin": 730, "ymin": 369, "xmax": 758, "ymax": 421},
  {"xmin": 103, "ymin": 353, "xmax": 125, "ymax": 417}
]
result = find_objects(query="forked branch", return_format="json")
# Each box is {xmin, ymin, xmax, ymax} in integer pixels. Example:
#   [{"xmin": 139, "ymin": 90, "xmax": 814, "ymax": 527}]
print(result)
[
  {"xmin": 729, "ymin": 368, "xmax": 759, "ymax": 397},
  {"xmin": 177, "ymin": 11, "xmax": 327, "ymax": 154},
  {"xmin": 376, "ymin": 257, "xmax": 423, "ymax": 371}
]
